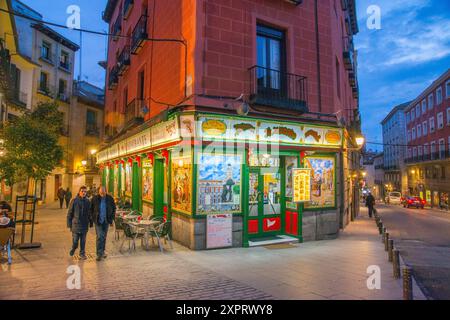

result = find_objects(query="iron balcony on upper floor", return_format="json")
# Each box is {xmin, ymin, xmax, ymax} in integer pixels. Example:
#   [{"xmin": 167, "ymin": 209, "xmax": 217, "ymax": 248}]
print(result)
[
  {"xmin": 123, "ymin": 0, "xmax": 134, "ymax": 20},
  {"xmin": 343, "ymin": 36, "xmax": 355, "ymax": 71},
  {"xmin": 131, "ymin": 15, "xmax": 148, "ymax": 54},
  {"xmin": 117, "ymin": 45, "xmax": 131, "ymax": 76},
  {"xmin": 111, "ymin": 13, "xmax": 122, "ymax": 42},
  {"xmin": 124, "ymin": 98, "xmax": 145, "ymax": 129},
  {"xmin": 248, "ymin": 65, "xmax": 308, "ymax": 113},
  {"xmin": 108, "ymin": 65, "xmax": 119, "ymax": 90},
  {"xmin": 405, "ymin": 151, "xmax": 450, "ymax": 164}
]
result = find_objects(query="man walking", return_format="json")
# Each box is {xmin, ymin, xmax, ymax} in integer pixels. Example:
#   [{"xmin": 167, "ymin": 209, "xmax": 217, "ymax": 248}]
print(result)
[
  {"xmin": 57, "ymin": 186, "xmax": 66, "ymax": 209},
  {"xmin": 67, "ymin": 186, "xmax": 92, "ymax": 259},
  {"xmin": 366, "ymin": 192, "xmax": 376, "ymax": 218},
  {"xmin": 65, "ymin": 188, "xmax": 72, "ymax": 209},
  {"xmin": 90, "ymin": 186, "xmax": 116, "ymax": 261}
]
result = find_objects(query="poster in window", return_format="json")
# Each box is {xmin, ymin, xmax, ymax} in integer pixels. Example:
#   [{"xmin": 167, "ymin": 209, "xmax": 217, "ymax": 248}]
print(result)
[
  {"xmin": 285, "ymin": 156, "xmax": 298, "ymax": 209},
  {"xmin": 120, "ymin": 165, "xmax": 125, "ymax": 196},
  {"xmin": 171, "ymin": 156, "xmax": 192, "ymax": 214},
  {"xmin": 125, "ymin": 163, "xmax": 132, "ymax": 196},
  {"xmin": 293, "ymin": 168, "xmax": 311, "ymax": 202},
  {"xmin": 114, "ymin": 166, "xmax": 119, "ymax": 197},
  {"xmin": 142, "ymin": 159, "xmax": 153, "ymax": 202},
  {"xmin": 197, "ymin": 154, "xmax": 242, "ymax": 214},
  {"xmin": 304, "ymin": 156, "xmax": 335, "ymax": 208},
  {"xmin": 105, "ymin": 167, "xmax": 110, "ymax": 193}
]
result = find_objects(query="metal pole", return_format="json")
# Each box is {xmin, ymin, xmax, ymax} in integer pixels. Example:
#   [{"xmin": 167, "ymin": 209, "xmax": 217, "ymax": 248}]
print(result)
[
  {"xmin": 393, "ymin": 249, "xmax": 400, "ymax": 279},
  {"xmin": 388, "ymin": 239, "xmax": 394, "ymax": 262},
  {"xmin": 403, "ymin": 266, "xmax": 413, "ymax": 300},
  {"xmin": 384, "ymin": 232, "xmax": 390, "ymax": 251},
  {"xmin": 382, "ymin": 226, "xmax": 386, "ymax": 243}
]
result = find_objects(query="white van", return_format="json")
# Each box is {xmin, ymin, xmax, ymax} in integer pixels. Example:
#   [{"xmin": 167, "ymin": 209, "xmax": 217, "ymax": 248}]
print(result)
[{"xmin": 386, "ymin": 192, "xmax": 402, "ymax": 204}]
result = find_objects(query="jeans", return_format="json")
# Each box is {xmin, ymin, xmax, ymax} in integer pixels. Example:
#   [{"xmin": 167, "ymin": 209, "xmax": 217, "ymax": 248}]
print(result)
[
  {"xmin": 95, "ymin": 223, "xmax": 109, "ymax": 257},
  {"xmin": 368, "ymin": 205, "xmax": 374, "ymax": 218},
  {"xmin": 65, "ymin": 198, "xmax": 70, "ymax": 208},
  {"xmin": 72, "ymin": 232, "xmax": 87, "ymax": 255},
  {"xmin": 59, "ymin": 198, "xmax": 64, "ymax": 209}
]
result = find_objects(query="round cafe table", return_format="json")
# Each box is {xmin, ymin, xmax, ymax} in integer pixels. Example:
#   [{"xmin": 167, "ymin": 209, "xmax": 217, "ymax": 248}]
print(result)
[{"xmin": 128, "ymin": 220, "xmax": 161, "ymax": 250}]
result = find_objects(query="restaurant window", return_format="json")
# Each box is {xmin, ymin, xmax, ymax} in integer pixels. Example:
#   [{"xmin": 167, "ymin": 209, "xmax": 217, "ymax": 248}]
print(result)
[
  {"xmin": 418, "ymin": 146, "xmax": 423, "ymax": 156},
  {"xmin": 256, "ymin": 23, "xmax": 286, "ymax": 91}
]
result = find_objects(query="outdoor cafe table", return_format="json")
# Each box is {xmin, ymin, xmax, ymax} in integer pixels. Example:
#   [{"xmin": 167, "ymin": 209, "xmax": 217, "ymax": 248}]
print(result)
[{"xmin": 128, "ymin": 220, "xmax": 160, "ymax": 250}]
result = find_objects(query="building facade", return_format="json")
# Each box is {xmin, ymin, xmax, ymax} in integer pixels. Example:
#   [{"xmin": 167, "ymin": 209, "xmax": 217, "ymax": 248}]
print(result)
[
  {"xmin": 98, "ymin": 0, "xmax": 361, "ymax": 249},
  {"xmin": 373, "ymin": 152, "xmax": 384, "ymax": 200},
  {"xmin": 381, "ymin": 101, "xmax": 410, "ymax": 195},
  {"xmin": 405, "ymin": 69, "xmax": 450, "ymax": 209}
]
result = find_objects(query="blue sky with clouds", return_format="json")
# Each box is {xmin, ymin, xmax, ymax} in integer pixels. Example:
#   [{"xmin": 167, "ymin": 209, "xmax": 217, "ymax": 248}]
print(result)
[
  {"xmin": 355, "ymin": 0, "xmax": 450, "ymax": 150},
  {"xmin": 21, "ymin": 1, "xmax": 450, "ymax": 151}
]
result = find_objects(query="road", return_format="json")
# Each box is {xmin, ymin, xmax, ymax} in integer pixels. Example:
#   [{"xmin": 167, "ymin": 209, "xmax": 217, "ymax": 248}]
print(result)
[{"xmin": 375, "ymin": 203, "xmax": 450, "ymax": 300}]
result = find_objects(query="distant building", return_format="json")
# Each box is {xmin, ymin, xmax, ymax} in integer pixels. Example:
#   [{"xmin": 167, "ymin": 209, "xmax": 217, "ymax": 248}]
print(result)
[
  {"xmin": 381, "ymin": 101, "xmax": 411, "ymax": 194},
  {"xmin": 361, "ymin": 150, "xmax": 382, "ymax": 199},
  {"xmin": 373, "ymin": 152, "xmax": 384, "ymax": 200},
  {"xmin": 404, "ymin": 69, "xmax": 450, "ymax": 209}
]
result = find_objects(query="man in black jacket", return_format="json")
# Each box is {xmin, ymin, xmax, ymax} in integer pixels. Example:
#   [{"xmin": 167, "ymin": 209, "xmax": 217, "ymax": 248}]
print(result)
[
  {"xmin": 67, "ymin": 186, "xmax": 92, "ymax": 259},
  {"xmin": 365, "ymin": 192, "xmax": 376, "ymax": 218},
  {"xmin": 91, "ymin": 186, "xmax": 116, "ymax": 261}
]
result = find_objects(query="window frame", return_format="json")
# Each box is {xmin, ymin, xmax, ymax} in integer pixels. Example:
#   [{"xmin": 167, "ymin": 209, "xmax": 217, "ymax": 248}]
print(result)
[
  {"xmin": 437, "ymin": 112, "xmax": 444, "ymax": 130},
  {"xmin": 422, "ymin": 120, "xmax": 427, "ymax": 135},
  {"xmin": 421, "ymin": 100, "xmax": 426, "ymax": 114},
  {"xmin": 429, "ymin": 116, "xmax": 435, "ymax": 133},
  {"xmin": 428, "ymin": 93, "xmax": 434, "ymax": 109},
  {"xmin": 436, "ymin": 87, "xmax": 443, "ymax": 105}
]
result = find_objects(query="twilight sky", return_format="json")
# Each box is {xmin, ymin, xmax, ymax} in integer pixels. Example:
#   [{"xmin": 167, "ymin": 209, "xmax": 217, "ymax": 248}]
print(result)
[{"xmin": 21, "ymin": 0, "xmax": 450, "ymax": 152}]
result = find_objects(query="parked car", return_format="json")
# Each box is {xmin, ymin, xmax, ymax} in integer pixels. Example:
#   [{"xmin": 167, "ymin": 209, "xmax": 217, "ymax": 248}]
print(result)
[
  {"xmin": 386, "ymin": 192, "xmax": 402, "ymax": 204},
  {"xmin": 402, "ymin": 196, "xmax": 426, "ymax": 209}
]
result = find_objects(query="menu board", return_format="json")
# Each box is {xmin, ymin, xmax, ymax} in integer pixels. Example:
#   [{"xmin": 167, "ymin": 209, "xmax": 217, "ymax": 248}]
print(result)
[
  {"xmin": 206, "ymin": 214, "xmax": 233, "ymax": 249},
  {"xmin": 293, "ymin": 168, "xmax": 311, "ymax": 202}
]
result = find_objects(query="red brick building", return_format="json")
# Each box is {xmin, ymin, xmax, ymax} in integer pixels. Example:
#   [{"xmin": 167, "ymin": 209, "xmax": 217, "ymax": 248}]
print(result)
[
  {"xmin": 99, "ymin": 0, "xmax": 361, "ymax": 249},
  {"xmin": 405, "ymin": 68, "xmax": 450, "ymax": 209}
]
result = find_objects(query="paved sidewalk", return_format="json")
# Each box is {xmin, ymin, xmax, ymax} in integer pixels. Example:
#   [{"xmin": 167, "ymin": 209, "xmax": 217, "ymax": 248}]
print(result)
[{"xmin": 1, "ymin": 203, "xmax": 410, "ymax": 300}]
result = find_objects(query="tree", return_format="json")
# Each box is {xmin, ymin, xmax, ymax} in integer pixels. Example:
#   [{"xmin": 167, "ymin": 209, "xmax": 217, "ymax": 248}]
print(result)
[{"xmin": 0, "ymin": 102, "xmax": 64, "ymax": 197}]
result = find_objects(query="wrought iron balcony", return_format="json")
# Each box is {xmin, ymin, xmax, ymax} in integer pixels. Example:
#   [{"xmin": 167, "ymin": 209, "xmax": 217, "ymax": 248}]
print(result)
[
  {"xmin": 248, "ymin": 65, "xmax": 308, "ymax": 113},
  {"xmin": 131, "ymin": 15, "xmax": 148, "ymax": 54},
  {"xmin": 0, "ymin": 39, "xmax": 11, "ymax": 96},
  {"xmin": 123, "ymin": 0, "xmax": 134, "ymax": 19},
  {"xmin": 125, "ymin": 98, "xmax": 145, "ymax": 128},
  {"xmin": 117, "ymin": 46, "xmax": 131, "ymax": 76},
  {"xmin": 108, "ymin": 65, "xmax": 119, "ymax": 90},
  {"xmin": 86, "ymin": 124, "xmax": 100, "ymax": 137},
  {"xmin": 404, "ymin": 151, "xmax": 450, "ymax": 164},
  {"xmin": 38, "ymin": 84, "xmax": 56, "ymax": 98},
  {"xmin": 111, "ymin": 14, "xmax": 122, "ymax": 41},
  {"xmin": 39, "ymin": 46, "xmax": 55, "ymax": 65},
  {"xmin": 343, "ymin": 36, "xmax": 355, "ymax": 71},
  {"xmin": 59, "ymin": 60, "xmax": 71, "ymax": 72}
]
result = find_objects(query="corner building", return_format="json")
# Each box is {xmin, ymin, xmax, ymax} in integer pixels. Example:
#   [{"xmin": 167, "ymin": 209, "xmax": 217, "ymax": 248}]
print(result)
[{"xmin": 99, "ymin": 0, "xmax": 361, "ymax": 249}]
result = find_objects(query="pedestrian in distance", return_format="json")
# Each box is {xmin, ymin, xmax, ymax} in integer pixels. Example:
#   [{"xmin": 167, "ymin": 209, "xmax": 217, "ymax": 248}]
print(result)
[
  {"xmin": 57, "ymin": 186, "xmax": 66, "ymax": 209},
  {"xmin": 90, "ymin": 186, "xmax": 116, "ymax": 261},
  {"xmin": 67, "ymin": 186, "xmax": 92, "ymax": 260},
  {"xmin": 64, "ymin": 188, "xmax": 72, "ymax": 209},
  {"xmin": 366, "ymin": 192, "xmax": 376, "ymax": 218}
]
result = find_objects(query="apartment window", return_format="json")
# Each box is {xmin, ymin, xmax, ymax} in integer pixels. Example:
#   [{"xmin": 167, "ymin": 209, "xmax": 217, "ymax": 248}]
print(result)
[
  {"xmin": 429, "ymin": 117, "xmax": 435, "ymax": 133},
  {"xmin": 257, "ymin": 24, "xmax": 286, "ymax": 91},
  {"xmin": 407, "ymin": 130, "xmax": 411, "ymax": 142},
  {"xmin": 336, "ymin": 58, "xmax": 341, "ymax": 100},
  {"xmin": 422, "ymin": 121, "xmax": 428, "ymax": 135},
  {"xmin": 421, "ymin": 100, "xmax": 426, "ymax": 114},
  {"xmin": 123, "ymin": 87, "xmax": 128, "ymax": 110},
  {"xmin": 424, "ymin": 143, "xmax": 429, "ymax": 155},
  {"xmin": 58, "ymin": 79, "xmax": 66, "ymax": 96},
  {"xmin": 431, "ymin": 141, "xmax": 436, "ymax": 159},
  {"xmin": 428, "ymin": 93, "xmax": 434, "ymax": 109},
  {"xmin": 86, "ymin": 110, "xmax": 98, "ymax": 135},
  {"xmin": 411, "ymin": 109, "xmax": 415, "ymax": 121},
  {"xmin": 41, "ymin": 41, "xmax": 51, "ymax": 61},
  {"xmin": 418, "ymin": 146, "xmax": 423, "ymax": 156},
  {"xmin": 60, "ymin": 51, "xmax": 69, "ymax": 69},
  {"xmin": 407, "ymin": 148, "xmax": 411, "ymax": 158},
  {"xmin": 437, "ymin": 112, "xmax": 444, "ymax": 129},
  {"xmin": 417, "ymin": 124, "xmax": 422, "ymax": 138},
  {"xmin": 137, "ymin": 70, "xmax": 145, "ymax": 100},
  {"xmin": 447, "ymin": 108, "xmax": 450, "ymax": 126},
  {"xmin": 406, "ymin": 111, "xmax": 410, "ymax": 123},
  {"xmin": 39, "ymin": 72, "xmax": 48, "ymax": 91},
  {"xmin": 446, "ymin": 80, "xmax": 450, "ymax": 99},
  {"xmin": 436, "ymin": 87, "xmax": 443, "ymax": 105},
  {"xmin": 413, "ymin": 147, "xmax": 417, "ymax": 158},
  {"xmin": 439, "ymin": 139, "xmax": 445, "ymax": 159},
  {"xmin": 415, "ymin": 104, "xmax": 420, "ymax": 118},
  {"xmin": 412, "ymin": 127, "xmax": 416, "ymax": 140}
]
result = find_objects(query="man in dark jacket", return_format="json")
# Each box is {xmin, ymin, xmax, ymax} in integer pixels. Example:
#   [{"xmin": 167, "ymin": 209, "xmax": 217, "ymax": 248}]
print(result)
[
  {"xmin": 365, "ymin": 192, "xmax": 376, "ymax": 218},
  {"xmin": 57, "ymin": 187, "xmax": 66, "ymax": 209},
  {"xmin": 64, "ymin": 188, "xmax": 72, "ymax": 209},
  {"xmin": 90, "ymin": 186, "xmax": 116, "ymax": 261},
  {"xmin": 67, "ymin": 186, "xmax": 92, "ymax": 259}
]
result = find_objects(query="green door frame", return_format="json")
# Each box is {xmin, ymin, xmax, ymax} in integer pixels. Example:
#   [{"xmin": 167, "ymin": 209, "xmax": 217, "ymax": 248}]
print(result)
[
  {"xmin": 131, "ymin": 162, "xmax": 142, "ymax": 211},
  {"xmin": 153, "ymin": 158, "xmax": 164, "ymax": 217}
]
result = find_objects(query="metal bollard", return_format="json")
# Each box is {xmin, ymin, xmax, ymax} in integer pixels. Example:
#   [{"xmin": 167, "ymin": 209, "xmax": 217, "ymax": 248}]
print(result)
[
  {"xmin": 378, "ymin": 220, "xmax": 383, "ymax": 234},
  {"xmin": 384, "ymin": 232, "xmax": 390, "ymax": 251},
  {"xmin": 382, "ymin": 227, "xmax": 387, "ymax": 243},
  {"xmin": 403, "ymin": 266, "xmax": 413, "ymax": 300},
  {"xmin": 388, "ymin": 239, "xmax": 394, "ymax": 262},
  {"xmin": 393, "ymin": 249, "xmax": 401, "ymax": 279}
]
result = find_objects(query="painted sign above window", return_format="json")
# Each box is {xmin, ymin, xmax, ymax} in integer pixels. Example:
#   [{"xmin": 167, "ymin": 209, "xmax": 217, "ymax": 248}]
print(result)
[
  {"xmin": 292, "ymin": 168, "xmax": 311, "ymax": 202},
  {"xmin": 197, "ymin": 116, "xmax": 343, "ymax": 147}
]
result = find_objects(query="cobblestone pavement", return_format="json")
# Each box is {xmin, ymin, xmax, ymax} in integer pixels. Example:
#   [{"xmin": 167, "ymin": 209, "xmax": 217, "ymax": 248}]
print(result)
[{"xmin": 0, "ymin": 203, "xmax": 415, "ymax": 300}]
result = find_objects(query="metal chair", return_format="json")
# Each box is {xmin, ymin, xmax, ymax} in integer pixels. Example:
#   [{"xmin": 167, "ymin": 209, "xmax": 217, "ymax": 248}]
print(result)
[
  {"xmin": 0, "ymin": 228, "xmax": 15, "ymax": 265},
  {"xmin": 119, "ymin": 222, "xmax": 144, "ymax": 253},
  {"xmin": 149, "ymin": 221, "xmax": 173, "ymax": 252},
  {"xmin": 114, "ymin": 215, "xmax": 125, "ymax": 241}
]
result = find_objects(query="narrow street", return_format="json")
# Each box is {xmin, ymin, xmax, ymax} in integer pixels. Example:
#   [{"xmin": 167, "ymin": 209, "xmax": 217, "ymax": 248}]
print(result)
[{"xmin": 375, "ymin": 203, "xmax": 450, "ymax": 299}]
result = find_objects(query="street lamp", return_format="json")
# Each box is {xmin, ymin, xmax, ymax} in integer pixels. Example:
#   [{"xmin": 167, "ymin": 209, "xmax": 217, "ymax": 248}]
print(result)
[
  {"xmin": 81, "ymin": 160, "xmax": 87, "ymax": 167},
  {"xmin": 90, "ymin": 149, "xmax": 97, "ymax": 155},
  {"xmin": 355, "ymin": 136, "xmax": 365, "ymax": 148}
]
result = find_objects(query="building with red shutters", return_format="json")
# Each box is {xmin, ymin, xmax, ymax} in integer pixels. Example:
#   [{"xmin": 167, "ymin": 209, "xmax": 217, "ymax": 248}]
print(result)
[
  {"xmin": 98, "ymin": 0, "xmax": 362, "ymax": 249},
  {"xmin": 404, "ymin": 69, "xmax": 450, "ymax": 209}
]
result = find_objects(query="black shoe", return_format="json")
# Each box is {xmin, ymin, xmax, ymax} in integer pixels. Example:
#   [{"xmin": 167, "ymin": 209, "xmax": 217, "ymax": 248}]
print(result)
[
  {"xmin": 80, "ymin": 255, "xmax": 87, "ymax": 260},
  {"xmin": 102, "ymin": 254, "xmax": 107, "ymax": 259},
  {"xmin": 69, "ymin": 249, "xmax": 75, "ymax": 257},
  {"xmin": 96, "ymin": 256, "xmax": 102, "ymax": 261}
]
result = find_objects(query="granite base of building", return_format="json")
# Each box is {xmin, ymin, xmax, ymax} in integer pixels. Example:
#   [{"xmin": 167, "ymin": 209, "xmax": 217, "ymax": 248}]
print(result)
[{"xmin": 302, "ymin": 211, "xmax": 340, "ymax": 241}]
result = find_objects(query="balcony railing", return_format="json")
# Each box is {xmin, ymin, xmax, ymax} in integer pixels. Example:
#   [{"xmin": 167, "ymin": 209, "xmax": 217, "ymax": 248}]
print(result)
[
  {"xmin": 123, "ymin": 0, "xmax": 134, "ymax": 19},
  {"xmin": 131, "ymin": 15, "xmax": 148, "ymax": 54},
  {"xmin": 59, "ymin": 60, "xmax": 71, "ymax": 72},
  {"xmin": 38, "ymin": 84, "xmax": 55, "ymax": 98},
  {"xmin": 108, "ymin": 65, "xmax": 119, "ymax": 90},
  {"xmin": 117, "ymin": 46, "xmax": 131, "ymax": 76},
  {"xmin": 343, "ymin": 36, "xmax": 354, "ymax": 71},
  {"xmin": 125, "ymin": 99, "xmax": 145, "ymax": 127},
  {"xmin": 0, "ymin": 39, "xmax": 12, "ymax": 96},
  {"xmin": 39, "ymin": 47, "xmax": 55, "ymax": 65},
  {"xmin": 405, "ymin": 151, "xmax": 450, "ymax": 164},
  {"xmin": 86, "ymin": 124, "xmax": 100, "ymax": 136},
  {"xmin": 248, "ymin": 65, "xmax": 308, "ymax": 113}
]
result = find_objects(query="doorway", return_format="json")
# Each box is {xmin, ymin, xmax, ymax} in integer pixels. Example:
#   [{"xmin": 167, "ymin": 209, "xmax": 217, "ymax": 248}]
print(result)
[
  {"xmin": 54, "ymin": 175, "xmax": 61, "ymax": 201},
  {"xmin": 248, "ymin": 168, "xmax": 282, "ymax": 238}
]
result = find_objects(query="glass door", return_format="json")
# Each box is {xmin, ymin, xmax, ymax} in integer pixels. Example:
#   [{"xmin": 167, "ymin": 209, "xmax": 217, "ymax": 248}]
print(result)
[{"xmin": 248, "ymin": 168, "xmax": 282, "ymax": 238}]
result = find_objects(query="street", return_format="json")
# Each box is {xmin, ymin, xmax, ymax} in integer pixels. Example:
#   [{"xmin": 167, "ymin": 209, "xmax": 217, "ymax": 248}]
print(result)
[{"xmin": 375, "ymin": 203, "xmax": 450, "ymax": 299}]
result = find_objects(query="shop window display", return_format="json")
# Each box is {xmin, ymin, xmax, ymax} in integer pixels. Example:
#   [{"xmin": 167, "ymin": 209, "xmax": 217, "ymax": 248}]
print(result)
[
  {"xmin": 125, "ymin": 163, "xmax": 132, "ymax": 196},
  {"xmin": 171, "ymin": 156, "xmax": 192, "ymax": 214},
  {"xmin": 285, "ymin": 156, "xmax": 298, "ymax": 210},
  {"xmin": 142, "ymin": 159, "xmax": 153, "ymax": 202},
  {"xmin": 197, "ymin": 154, "xmax": 242, "ymax": 214},
  {"xmin": 113, "ymin": 166, "xmax": 119, "ymax": 197},
  {"xmin": 304, "ymin": 156, "xmax": 336, "ymax": 209}
]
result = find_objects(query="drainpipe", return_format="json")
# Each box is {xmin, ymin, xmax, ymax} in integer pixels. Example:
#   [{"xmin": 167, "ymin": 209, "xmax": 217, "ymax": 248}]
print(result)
[{"xmin": 314, "ymin": 0, "xmax": 322, "ymax": 113}]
